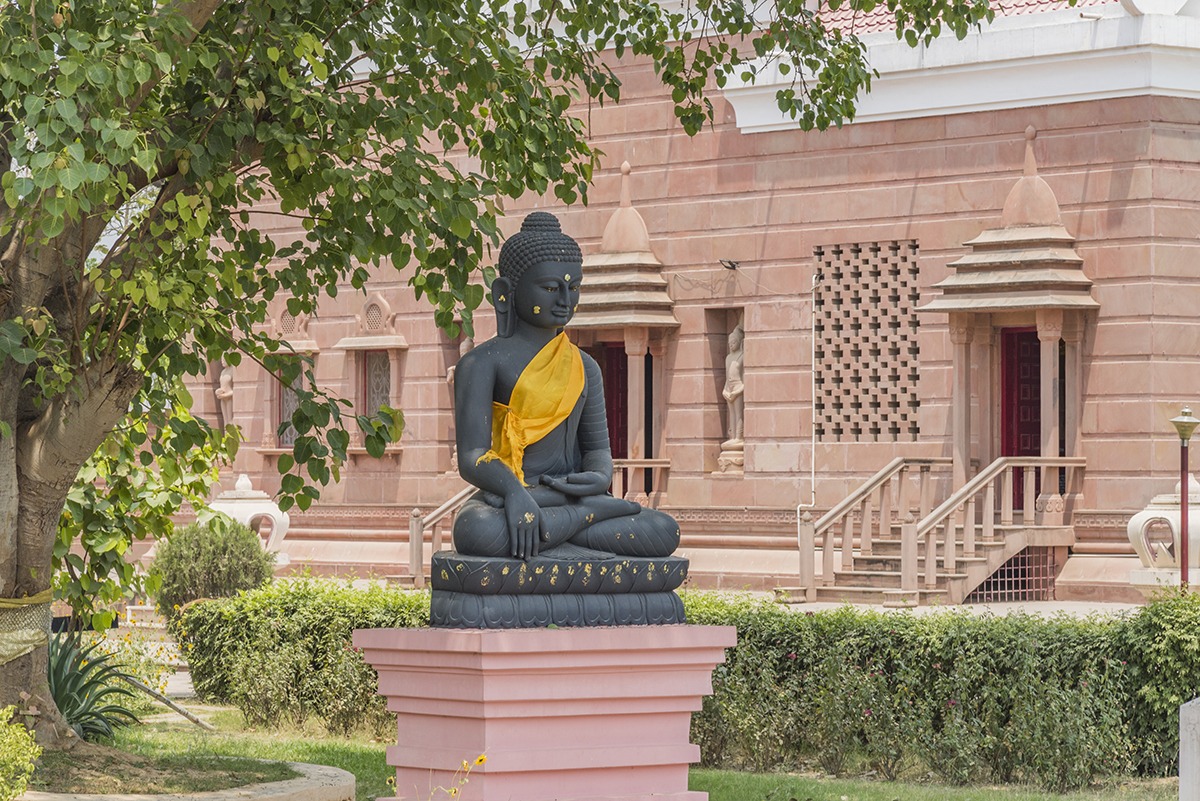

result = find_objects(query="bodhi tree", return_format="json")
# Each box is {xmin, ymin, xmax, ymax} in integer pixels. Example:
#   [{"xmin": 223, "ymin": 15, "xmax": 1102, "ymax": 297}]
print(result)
[{"xmin": 0, "ymin": 0, "xmax": 994, "ymax": 740}]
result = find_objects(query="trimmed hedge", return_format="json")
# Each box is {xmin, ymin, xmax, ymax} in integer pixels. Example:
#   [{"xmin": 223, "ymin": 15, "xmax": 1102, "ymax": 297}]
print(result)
[
  {"xmin": 685, "ymin": 591, "xmax": 1200, "ymax": 782},
  {"xmin": 176, "ymin": 583, "xmax": 1200, "ymax": 784},
  {"xmin": 685, "ymin": 593, "xmax": 1132, "ymax": 788},
  {"xmin": 172, "ymin": 580, "xmax": 428, "ymax": 737}
]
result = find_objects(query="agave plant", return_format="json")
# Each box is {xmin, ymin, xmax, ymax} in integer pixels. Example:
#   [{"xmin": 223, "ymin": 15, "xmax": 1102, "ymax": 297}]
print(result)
[{"xmin": 48, "ymin": 632, "xmax": 140, "ymax": 741}]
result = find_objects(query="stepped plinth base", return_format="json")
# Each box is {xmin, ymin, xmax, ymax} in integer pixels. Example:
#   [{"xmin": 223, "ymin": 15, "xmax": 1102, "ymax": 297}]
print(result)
[{"xmin": 352, "ymin": 625, "xmax": 736, "ymax": 801}]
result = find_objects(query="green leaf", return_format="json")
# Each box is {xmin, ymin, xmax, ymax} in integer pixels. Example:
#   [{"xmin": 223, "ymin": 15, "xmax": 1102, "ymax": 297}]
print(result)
[{"xmin": 364, "ymin": 435, "xmax": 385, "ymax": 459}]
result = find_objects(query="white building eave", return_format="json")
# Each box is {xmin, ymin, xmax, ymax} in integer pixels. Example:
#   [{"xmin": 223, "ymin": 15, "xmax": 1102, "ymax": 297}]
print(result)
[{"xmin": 725, "ymin": 8, "xmax": 1200, "ymax": 132}]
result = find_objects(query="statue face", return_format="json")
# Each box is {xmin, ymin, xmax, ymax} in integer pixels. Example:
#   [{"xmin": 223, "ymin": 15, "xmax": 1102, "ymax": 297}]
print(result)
[{"xmin": 513, "ymin": 261, "xmax": 582, "ymax": 330}]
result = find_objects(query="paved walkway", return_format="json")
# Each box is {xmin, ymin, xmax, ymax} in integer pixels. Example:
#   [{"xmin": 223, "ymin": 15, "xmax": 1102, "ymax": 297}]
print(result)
[{"xmin": 778, "ymin": 598, "xmax": 1142, "ymax": 617}]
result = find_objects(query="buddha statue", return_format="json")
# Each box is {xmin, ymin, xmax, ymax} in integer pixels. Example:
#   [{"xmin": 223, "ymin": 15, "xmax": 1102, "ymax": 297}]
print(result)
[{"xmin": 430, "ymin": 212, "xmax": 688, "ymax": 628}]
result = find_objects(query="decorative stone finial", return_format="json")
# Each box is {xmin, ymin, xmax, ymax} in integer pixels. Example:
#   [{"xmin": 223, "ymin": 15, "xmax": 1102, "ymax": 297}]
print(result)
[
  {"xmin": 600, "ymin": 161, "xmax": 652, "ymax": 254},
  {"xmin": 1024, "ymin": 126, "xmax": 1038, "ymax": 176},
  {"xmin": 1001, "ymin": 126, "xmax": 1063, "ymax": 228}
]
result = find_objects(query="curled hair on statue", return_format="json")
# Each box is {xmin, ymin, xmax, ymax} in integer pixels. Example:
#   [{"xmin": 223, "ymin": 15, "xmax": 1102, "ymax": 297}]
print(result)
[{"xmin": 496, "ymin": 212, "xmax": 583, "ymax": 285}]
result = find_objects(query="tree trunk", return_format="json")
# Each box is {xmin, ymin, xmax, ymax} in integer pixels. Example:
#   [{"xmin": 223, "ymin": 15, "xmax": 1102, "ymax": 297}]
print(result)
[{"xmin": 0, "ymin": 361, "xmax": 143, "ymax": 744}]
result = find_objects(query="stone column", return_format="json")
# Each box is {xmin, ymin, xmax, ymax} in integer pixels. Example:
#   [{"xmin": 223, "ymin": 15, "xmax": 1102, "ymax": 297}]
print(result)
[
  {"xmin": 388, "ymin": 350, "xmax": 403, "ymax": 407},
  {"xmin": 1062, "ymin": 313, "xmax": 1084, "ymax": 512},
  {"xmin": 261, "ymin": 365, "xmax": 277, "ymax": 448},
  {"xmin": 1037, "ymin": 309, "xmax": 1064, "ymax": 524},
  {"xmin": 649, "ymin": 339, "xmax": 666, "ymax": 460},
  {"xmin": 648, "ymin": 338, "xmax": 668, "ymax": 501},
  {"xmin": 348, "ymin": 352, "xmax": 364, "ymax": 448},
  {"xmin": 625, "ymin": 326, "xmax": 648, "ymax": 461},
  {"xmin": 1062, "ymin": 313, "xmax": 1083, "ymax": 459},
  {"xmin": 973, "ymin": 315, "xmax": 993, "ymax": 467},
  {"xmin": 949, "ymin": 314, "xmax": 974, "ymax": 488}
]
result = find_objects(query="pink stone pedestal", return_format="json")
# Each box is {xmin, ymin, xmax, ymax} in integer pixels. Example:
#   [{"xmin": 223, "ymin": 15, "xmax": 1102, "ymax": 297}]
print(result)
[{"xmin": 352, "ymin": 625, "xmax": 736, "ymax": 801}]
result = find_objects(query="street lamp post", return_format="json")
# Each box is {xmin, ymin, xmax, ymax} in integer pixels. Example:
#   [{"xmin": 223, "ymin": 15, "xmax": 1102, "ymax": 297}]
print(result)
[{"xmin": 1170, "ymin": 407, "xmax": 1200, "ymax": 591}]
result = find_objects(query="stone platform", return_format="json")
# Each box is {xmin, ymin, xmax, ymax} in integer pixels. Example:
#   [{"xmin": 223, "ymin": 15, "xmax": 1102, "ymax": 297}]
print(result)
[{"xmin": 352, "ymin": 625, "xmax": 736, "ymax": 801}]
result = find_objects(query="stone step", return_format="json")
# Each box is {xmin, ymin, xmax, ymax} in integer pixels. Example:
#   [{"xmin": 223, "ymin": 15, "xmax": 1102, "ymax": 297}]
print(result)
[
  {"xmin": 811, "ymin": 584, "xmax": 950, "ymax": 605},
  {"xmin": 830, "ymin": 569, "xmax": 969, "ymax": 589},
  {"xmin": 857, "ymin": 538, "xmax": 1008, "ymax": 558},
  {"xmin": 852, "ymin": 554, "xmax": 989, "ymax": 572}
]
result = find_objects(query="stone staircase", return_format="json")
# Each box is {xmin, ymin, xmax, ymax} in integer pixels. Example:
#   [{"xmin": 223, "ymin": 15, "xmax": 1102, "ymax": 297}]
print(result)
[{"xmin": 786, "ymin": 456, "xmax": 1084, "ymax": 606}]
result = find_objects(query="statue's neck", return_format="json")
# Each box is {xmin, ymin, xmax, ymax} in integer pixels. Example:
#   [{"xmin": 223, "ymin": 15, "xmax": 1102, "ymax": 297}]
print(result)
[{"xmin": 510, "ymin": 324, "xmax": 562, "ymax": 350}]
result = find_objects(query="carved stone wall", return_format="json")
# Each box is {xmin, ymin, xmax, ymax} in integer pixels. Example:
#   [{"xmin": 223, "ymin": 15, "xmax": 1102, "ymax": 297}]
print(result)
[{"xmin": 813, "ymin": 240, "xmax": 921, "ymax": 442}]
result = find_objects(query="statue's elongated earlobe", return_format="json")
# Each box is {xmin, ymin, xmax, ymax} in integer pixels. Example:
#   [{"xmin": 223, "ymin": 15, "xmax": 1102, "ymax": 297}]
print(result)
[{"xmin": 493, "ymin": 277, "xmax": 515, "ymax": 338}]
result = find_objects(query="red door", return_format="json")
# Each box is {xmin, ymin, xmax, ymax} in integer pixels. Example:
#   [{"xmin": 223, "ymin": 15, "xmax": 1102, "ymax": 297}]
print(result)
[
  {"xmin": 601, "ymin": 344, "xmax": 628, "ymax": 459},
  {"xmin": 1001, "ymin": 329, "xmax": 1040, "ymax": 507}
]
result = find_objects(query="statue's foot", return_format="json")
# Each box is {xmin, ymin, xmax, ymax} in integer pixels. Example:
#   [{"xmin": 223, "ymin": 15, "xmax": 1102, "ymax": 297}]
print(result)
[
  {"xmin": 534, "ymin": 541, "xmax": 616, "ymax": 561},
  {"xmin": 569, "ymin": 507, "xmax": 681, "ymax": 557},
  {"xmin": 539, "ymin": 494, "xmax": 641, "ymax": 549}
]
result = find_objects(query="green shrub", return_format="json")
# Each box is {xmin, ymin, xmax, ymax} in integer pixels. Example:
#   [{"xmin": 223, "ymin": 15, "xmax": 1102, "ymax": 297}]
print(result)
[
  {"xmin": 151, "ymin": 515, "xmax": 274, "ymax": 620},
  {"xmin": 681, "ymin": 592, "xmax": 1139, "ymax": 786},
  {"xmin": 0, "ymin": 706, "xmax": 40, "ymax": 801},
  {"xmin": 228, "ymin": 642, "xmax": 309, "ymax": 728},
  {"xmin": 1008, "ymin": 663, "xmax": 1133, "ymax": 791},
  {"xmin": 173, "ymin": 579, "xmax": 428, "ymax": 736},
  {"xmin": 48, "ymin": 632, "xmax": 140, "ymax": 741},
  {"xmin": 1114, "ymin": 590, "xmax": 1200, "ymax": 775},
  {"xmin": 310, "ymin": 642, "xmax": 395, "ymax": 738},
  {"xmin": 806, "ymin": 654, "xmax": 866, "ymax": 775}
]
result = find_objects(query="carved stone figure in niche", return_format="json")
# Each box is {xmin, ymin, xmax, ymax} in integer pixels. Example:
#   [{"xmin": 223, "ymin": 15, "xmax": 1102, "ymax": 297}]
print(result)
[
  {"xmin": 717, "ymin": 317, "xmax": 745, "ymax": 474},
  {"xmin": 446, "ymin": 336, "xmax": 474, "ymax": 472},
  {"xmin": 431, "ymin": 212, "xmax": 688, "ymax": 628},
  {"xmin": 722, "ymin": 319, "xmax": 745, "ymax": 445},
  {"xmin": 214, "ymin": 361, "xmax": 235, "ymax": 426}
]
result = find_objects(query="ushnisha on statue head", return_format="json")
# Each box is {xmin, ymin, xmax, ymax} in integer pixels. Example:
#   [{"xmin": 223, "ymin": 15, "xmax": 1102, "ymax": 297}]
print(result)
[{"xmin": 491, "ymin": 211, "xmax": 584, "ymax": 339}]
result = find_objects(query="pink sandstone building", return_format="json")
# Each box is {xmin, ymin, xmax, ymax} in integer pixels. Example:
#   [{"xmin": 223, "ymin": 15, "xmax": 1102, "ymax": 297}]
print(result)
[{"xmin": 187, "ymin": 0, "xmax": 1200, "ymax": 604}]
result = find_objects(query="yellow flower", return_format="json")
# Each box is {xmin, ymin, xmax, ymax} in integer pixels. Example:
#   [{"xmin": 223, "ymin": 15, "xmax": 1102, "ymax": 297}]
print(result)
[
  {"xmin": 449, "ymin": 788, "xmax": 459, "ymax": 797},
  {"xmin": 475, "ymin": 754, "xmax": 487, "ymax": 765},
  {"xmin": 461, "ymin": 759, "xmax": 469, "ymax": 771}
]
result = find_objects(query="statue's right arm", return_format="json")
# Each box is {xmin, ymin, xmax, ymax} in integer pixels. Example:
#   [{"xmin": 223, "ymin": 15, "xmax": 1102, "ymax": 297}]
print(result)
[{"xmin": 454, "ymin": 351, "xmax": 542, "ymax": 558}]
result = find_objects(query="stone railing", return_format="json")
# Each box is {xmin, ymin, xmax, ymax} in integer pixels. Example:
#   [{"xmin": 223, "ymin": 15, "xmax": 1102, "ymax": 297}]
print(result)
[
  {"xmin": 796, "ymin": 457, "xmax": 953, "ymax": 601},
  {"xmin": 892, "ymin": 456, "xmax": 1086, "ymax": 604},
  {"xmin": 612, "ymin": 458, "xmax": 670, "ymax": 507},
  {"xmin": 408, "ymin": 485, "xmax": 476, "ymax": 588}
]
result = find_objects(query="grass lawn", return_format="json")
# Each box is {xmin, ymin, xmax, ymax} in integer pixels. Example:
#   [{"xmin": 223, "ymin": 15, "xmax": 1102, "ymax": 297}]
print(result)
[
  {"xmin": 691, "ymin": 769, "xmax": 1178, "ymax": 801},
  {"xmin": 44, "ymin": 706, "xmax": 1178, "ymax": 801}
]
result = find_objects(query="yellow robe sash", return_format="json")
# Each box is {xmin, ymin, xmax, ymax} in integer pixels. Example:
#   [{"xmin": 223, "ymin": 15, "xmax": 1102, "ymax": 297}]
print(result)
[{"xmin": 478, "ymin": 332, "xmax": 585, "ymax": 486}]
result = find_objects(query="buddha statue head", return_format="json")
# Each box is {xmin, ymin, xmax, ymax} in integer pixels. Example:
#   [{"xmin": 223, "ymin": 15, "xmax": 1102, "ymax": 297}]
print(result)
[{"xmin": 492, "ymin": 212, "xmax": 583, "ymax": 338}]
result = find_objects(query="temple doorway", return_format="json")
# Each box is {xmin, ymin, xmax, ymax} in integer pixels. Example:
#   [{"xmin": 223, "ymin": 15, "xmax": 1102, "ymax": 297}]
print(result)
[
  {"xmin": 594, "ymin": 343, "xmax": 628, "ymax": 459},
  {"xmin": 1001, "ymin": 328, "xmax": 1041, "ymax": 506}
]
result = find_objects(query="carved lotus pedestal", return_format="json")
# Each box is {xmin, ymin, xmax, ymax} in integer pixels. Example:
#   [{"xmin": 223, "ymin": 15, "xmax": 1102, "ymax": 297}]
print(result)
[{"xmin": 352, "ymin": 625, "xmax": 736, "ymax": 801}]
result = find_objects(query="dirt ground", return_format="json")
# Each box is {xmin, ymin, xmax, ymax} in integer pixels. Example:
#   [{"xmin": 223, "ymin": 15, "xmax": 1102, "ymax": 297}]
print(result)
[{"xmin": 29, "ymin": 740, "xmax": 295, "ymax": 794}]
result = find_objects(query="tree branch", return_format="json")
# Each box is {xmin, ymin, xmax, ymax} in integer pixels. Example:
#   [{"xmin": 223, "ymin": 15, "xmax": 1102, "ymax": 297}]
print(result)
[{"xmin": 127, "ymin": 0, "xmax": 227, "ymax": 114}]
